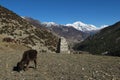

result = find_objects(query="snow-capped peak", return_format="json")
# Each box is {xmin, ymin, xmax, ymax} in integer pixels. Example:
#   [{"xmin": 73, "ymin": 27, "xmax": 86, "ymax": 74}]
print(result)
[
  {"xmin": 66, "ymin": 21, "xmax": 98, "ymax": 32},
  {"xmin": 42, "ymin": 22, "xmax": 59, "ymax": 27},
  {"xmin": 99, "ymin": 25, "xmax": 108, "ymax": 29}
]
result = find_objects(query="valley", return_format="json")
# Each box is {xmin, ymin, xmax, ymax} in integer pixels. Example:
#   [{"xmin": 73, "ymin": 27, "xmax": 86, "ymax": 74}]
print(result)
[{"xmin": 0, "ymin": 4, "xmax": 120, "ymax": 80}]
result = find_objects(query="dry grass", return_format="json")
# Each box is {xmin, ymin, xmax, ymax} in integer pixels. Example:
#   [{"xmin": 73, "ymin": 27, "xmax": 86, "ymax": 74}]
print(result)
[{"xmin": 0, "ymin": 49, "xmax": 120, "ymax": 80}]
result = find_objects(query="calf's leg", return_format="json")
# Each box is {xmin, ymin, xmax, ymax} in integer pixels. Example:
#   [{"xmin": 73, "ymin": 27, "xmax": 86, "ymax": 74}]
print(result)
[
  {"xmin": 34, "ymin": 60, "xmax": 37, "ymax": 69},
  {"xmin": 24, "ymin": 61, "xmax": 29, "ymax": 71}
]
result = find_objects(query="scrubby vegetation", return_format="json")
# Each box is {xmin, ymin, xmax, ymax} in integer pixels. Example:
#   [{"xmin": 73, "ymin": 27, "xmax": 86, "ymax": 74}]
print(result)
[{"xmin": 0, "ymin": 5, "xmax": 59, "ymax": 52}]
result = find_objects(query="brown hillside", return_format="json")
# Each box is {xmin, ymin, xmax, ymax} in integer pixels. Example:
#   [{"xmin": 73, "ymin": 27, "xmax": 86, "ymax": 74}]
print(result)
[{"xmin": 0, "ymin": 5, "xmax": 59, "ymax": 52}]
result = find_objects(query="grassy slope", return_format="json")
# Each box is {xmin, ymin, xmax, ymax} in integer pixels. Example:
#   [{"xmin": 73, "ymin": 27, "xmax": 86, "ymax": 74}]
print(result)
[{"xmin": 0, "ymin": 50, "xmax": 120, "ymax": 80}]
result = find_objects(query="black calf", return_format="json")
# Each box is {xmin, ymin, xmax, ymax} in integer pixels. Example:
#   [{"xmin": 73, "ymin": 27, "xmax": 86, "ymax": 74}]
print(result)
[{"xmin": 16, "ymin": 49, "xmax": 37, "ymax": 72}]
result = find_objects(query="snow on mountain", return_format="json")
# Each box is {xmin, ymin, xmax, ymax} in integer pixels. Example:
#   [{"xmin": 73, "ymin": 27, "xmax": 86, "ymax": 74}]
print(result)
[
  {"xmin": 66, "ymin": 21, "xmax": 98, "ymax": 32},
  {"xmin": 99, "ymin": 25, "xmax": 108, "ymax": 29},
  {"xmin": 42, "ymin": 22, "xmax": 59, "ymax": 27},
  {"xmin": 41, "ymin": 21, "xmax": 108, "ymax": 32}
]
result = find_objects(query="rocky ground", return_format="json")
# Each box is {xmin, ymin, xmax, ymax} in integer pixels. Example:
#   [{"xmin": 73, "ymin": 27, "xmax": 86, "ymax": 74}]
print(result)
[{"xmin": 0, "ymin": 44, "xmax": 120, "ymax": 80}]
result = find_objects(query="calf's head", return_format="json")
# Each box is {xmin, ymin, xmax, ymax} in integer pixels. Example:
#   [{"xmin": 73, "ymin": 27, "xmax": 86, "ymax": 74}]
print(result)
[{"xmin": 16, "ymin": 62, "xmax": 24, "ymax": 72}]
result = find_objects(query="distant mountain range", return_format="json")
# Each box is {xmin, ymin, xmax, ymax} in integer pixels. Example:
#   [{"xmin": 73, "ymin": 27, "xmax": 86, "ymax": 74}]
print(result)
[
  {"xmin": 23, "ymin": 16, "xmax": 108, "ymax": 33},
  {"xmin": 42, "ymin": 22, "xmax": 83, "ymax": 40},
  {"xmin": 24, "ymin": 17, "xmax": 106, "ymax": 42},
  {"xmin": 42, "ymin": 21, "xmax": 108, "ymax": 32}
]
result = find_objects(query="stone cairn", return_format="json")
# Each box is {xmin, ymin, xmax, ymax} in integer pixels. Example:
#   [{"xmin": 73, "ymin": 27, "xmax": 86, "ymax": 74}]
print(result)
[{"xmin": 60, "ymin": 37, "xmax": 70, "ymax": 54}]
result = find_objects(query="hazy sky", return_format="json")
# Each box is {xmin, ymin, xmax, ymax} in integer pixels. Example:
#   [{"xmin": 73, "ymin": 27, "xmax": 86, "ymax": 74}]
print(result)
[{"xmin": 0, "ymin": 0, "xmax": 120, "ymax": 27}]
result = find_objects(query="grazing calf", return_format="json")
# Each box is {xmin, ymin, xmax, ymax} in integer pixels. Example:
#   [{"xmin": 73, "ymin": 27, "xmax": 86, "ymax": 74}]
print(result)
[{"xmin": 16, "ymin": 49, "xmax": 37, "ymax": 72}]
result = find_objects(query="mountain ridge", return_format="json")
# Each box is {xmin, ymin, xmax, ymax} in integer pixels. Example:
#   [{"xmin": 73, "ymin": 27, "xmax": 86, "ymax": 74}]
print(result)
[
  {"xmin": 41, "ymin": 21, "xmax": 108, "ymax": 32},
  {"xmin": 22, "ymin": 16, "xmax": 108, "ymax": 32},
  {"xmin": 74, "ymin": 21, "xmax": 120, "ymax": 56}
]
